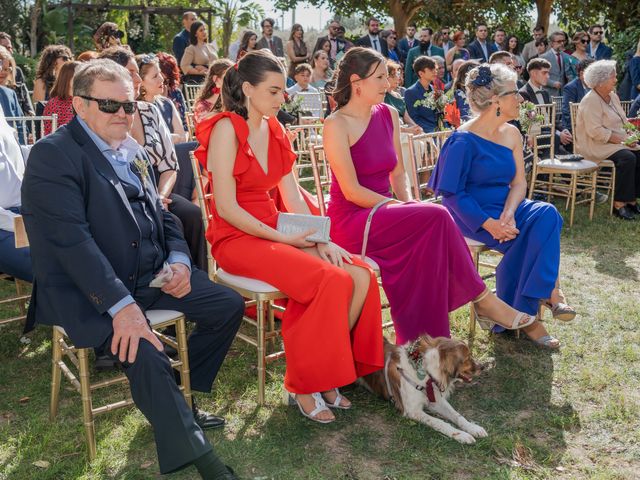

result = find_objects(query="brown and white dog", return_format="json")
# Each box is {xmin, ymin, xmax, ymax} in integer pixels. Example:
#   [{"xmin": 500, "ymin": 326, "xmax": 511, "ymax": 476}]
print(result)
[{"xmin": 359, "ymin": 336, "xmax": 488, "ymax": 444}]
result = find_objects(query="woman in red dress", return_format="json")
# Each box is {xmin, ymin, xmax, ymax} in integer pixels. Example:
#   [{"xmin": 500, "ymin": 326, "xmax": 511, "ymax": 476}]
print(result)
[
  {"xmin": 195, "ymin": 51, "xmax": 383, "ymax": 424},
  {"xmin": 43, "ymin": 61, "xmax": 80, "ymax": 135}
]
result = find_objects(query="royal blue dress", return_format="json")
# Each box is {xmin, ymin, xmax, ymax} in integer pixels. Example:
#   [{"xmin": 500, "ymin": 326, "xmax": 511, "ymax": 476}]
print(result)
[{"xmin": 429, "ymin": 131, "xmax": 563, "ymax": 328}]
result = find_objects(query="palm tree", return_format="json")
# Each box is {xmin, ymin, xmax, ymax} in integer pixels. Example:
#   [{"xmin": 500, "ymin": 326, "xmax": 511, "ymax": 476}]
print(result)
[{"xmin": 212, "ymin": 0, "xmax": 265, "ymax": 57}]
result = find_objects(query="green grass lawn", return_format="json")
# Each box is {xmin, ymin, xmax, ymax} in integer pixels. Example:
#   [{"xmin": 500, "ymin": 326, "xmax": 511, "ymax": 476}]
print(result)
[{"xmin": 1, "ymin": 202, "xmax": 639, "ymax": 480}]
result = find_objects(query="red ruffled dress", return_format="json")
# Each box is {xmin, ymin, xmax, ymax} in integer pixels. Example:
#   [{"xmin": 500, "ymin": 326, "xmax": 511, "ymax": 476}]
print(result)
[{"xmin": 195, "ymin": 112, "xmax": 384, "ymax": 394}]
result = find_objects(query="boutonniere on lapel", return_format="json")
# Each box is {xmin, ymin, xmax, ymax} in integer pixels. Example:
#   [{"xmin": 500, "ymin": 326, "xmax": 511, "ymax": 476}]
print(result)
[{"xmin": 133, "ymin": 156, "xmax": 150, "ymax": 184}]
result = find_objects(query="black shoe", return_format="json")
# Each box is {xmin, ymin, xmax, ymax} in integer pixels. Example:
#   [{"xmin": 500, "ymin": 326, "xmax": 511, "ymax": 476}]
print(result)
[
  {"xmin": 192, "ymin": 403, "xmax": 226, "ymax": 430},
  {"xmin": 613, "ymin": 206, "xmax": 636, "ymax": 220},
  {"xmin": 94, "ymin": 354, "xmax": 119, "ymax": 372},
  {"xmin": 627, "ymin": 203, "xmax": 640, "ymax": 215}
]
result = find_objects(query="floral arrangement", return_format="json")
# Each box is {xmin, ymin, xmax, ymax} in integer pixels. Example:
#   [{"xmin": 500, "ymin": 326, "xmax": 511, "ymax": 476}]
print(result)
[
  {"xmin": 623, "ymin": 122, "xmax": 640, "ymax": 146},
  {"xmin": 133, "ymin": 156, "xmax": 150, "ymax": 183},
  {"xmin": 518, "ymin": 101, "xmax": 545, "ymax": 135},
  {"xmin": 281, "ymin": 91, "xmax": 304, "ymax": 116},
  {"xmin": 413, "ymin": 88, "xmax": 454, "ymax": 130}
]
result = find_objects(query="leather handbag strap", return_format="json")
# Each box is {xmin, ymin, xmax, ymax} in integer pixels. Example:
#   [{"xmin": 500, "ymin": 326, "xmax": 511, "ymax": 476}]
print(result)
[{"xmin": 361, "ymin": 198, "xmax": 394, "ymax": 259}]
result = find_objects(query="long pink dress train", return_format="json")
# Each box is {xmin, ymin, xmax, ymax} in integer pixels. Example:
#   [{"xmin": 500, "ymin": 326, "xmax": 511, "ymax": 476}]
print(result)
[{"xmin": 326, "ymin": 104, "xmax": 485, "ymax": 344}]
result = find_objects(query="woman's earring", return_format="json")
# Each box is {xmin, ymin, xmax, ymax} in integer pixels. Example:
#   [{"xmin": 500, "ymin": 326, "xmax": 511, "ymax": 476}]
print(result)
[
  {"xmin": 356, "ymin": 86, "xmax": 361, "ymax": 96},
  {"xmin": 496, "ymin": 105, "xmax": 501, "ymax": 117}
]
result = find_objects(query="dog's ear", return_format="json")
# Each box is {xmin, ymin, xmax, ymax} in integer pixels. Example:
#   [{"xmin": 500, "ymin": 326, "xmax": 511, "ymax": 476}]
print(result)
[{"xmin": 438, "ymin": 342, "xmax": 468, "ymax": 379}]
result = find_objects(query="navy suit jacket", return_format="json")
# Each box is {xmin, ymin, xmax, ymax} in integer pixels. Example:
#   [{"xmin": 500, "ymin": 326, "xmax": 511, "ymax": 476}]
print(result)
[
  {"xmin": 405, "ymin": 81, "xmax": 437, "ymax": 133},
  {"xmin": 562, "ymin": 78, "xmax": 588, "ymax": 131},
  {"xmin": 0, "ymin": 86, "xmax": 25, "ymax": 142},
  {"xmin": 355, "ymin": 35, "xmax": 389, "ymax": 57},
  {"xmin": 587, "ymin": 42, "xmax": 613, "ymax": 60},
  {"xmin": 467, "ymin": 39, "xmax": 497, "ymax": 62},
  {"xmin": 172, "ymin": 29, "xmax": 190, "ymax": 66},
  {"xmin": 397, "ymin": 37, "xmax": 417, "ymax": 63},
  {"xmin": 21, "ymin": 117, "xmax": 190, "ymax": 348}
]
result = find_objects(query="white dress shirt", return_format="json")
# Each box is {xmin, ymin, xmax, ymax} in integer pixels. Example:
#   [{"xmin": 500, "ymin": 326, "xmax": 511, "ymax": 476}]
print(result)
[
  {"xmin": 0, "ymin": 111, "xmax": 26, "ymax": 232},
  {"xmin": 528, "ymin": 81, "xmax": 546, "ymax": 105}
]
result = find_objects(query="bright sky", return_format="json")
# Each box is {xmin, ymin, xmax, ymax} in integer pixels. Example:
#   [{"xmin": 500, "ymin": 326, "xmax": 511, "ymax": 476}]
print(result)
[{"xmin": 254, "ymin": 1, "xmax": 334, "ymax": 32}]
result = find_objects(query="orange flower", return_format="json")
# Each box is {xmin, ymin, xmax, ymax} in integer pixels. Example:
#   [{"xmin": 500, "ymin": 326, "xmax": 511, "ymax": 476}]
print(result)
[{"xmin": 444, "ymin": 102, "xmax": 461, "ymax": 128}]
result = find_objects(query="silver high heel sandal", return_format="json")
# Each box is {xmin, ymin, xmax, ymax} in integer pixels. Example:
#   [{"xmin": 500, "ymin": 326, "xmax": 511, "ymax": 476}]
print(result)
[
  {"xmin": 287, "ymin": 392, "xmax": 335, "ymax": 424},
  {"xmin": 472, "ymin": 290, "xmax": 536, "ymax": 331}
]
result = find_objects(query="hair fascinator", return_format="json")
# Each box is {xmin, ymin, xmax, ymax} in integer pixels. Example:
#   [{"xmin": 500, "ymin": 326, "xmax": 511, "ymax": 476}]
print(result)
[{"xmin": 472, "ymin": 65, "xmax": 493, "ymax": 88}]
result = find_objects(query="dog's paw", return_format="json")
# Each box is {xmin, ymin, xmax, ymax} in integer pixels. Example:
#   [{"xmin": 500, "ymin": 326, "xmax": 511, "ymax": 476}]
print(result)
[
  {"xmin": 452, "ymin": 431, "xmax": 476, "ymax": 444},
  {"xmin": 466, "ymin": 423, "xmax": 488, "ymax": 438}
]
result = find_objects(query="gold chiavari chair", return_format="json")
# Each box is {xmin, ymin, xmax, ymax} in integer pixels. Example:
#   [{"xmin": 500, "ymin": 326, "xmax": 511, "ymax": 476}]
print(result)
[
  {"xmin": 288, "ymin": 123, "xmax": 323, "ymax": 164},
  {"xmin": 190, "ymin": 152, "xmax": 286, "ymax": 405},
  {"xmin": 5, "ymin": 215, "xmax": 193, "ymax": 461},
  {"xmin": 183, "ymin": 84, "xmax": 204, "ymax": 112},
  {"xmin": 406, "ymin": 130, "xmax": 453, "ymax": 201},
  {"xmin": 528, "ymin": 103, "xmax": 598, "ymax": 227},
  {"xmin": 5, "ymin": 114, "xmax": 58, "ymax": 145},
  {"xmin": 185, "ymin": 112, "xmax": 196, "ymax": 141},
  {"xmin": 570, "ymin": 102, "xmax": 616, "ymax": 215},
  {"xmin": 296, "ymin": 91, "xmax": 324, "ymax": 120},
  {"xmin": 0, "ymin": 217, "xmax": 29, "ymax": 326},
  {"xmin": 620, "ymin": 100, "xmax": 632, "ymax": 116}
]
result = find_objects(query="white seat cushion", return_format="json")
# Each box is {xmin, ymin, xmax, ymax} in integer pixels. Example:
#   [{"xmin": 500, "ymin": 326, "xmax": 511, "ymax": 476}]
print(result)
[
  {"xmin": 464, "ymin": 237, "xmax": 486, "ymax": 248},
  {"xmin": 146, "ymin": 309, "xmax": 183, "ymax": 326},
  {"xmin": 215, "ymin": 268, "xmax": 280, "ymax": 293},
  {"xmin": 538, "ymin": 158, "xmax": 598, "ymax": 170}
]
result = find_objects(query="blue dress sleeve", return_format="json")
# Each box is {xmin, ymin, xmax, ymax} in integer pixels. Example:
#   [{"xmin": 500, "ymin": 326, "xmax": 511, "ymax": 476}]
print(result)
[{"xmin": 429, "ymin": 134, "xmax": 491, "ymax": 233}]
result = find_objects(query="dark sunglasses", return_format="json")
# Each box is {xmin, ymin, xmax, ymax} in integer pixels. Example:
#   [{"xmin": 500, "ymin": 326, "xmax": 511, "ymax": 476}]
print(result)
[
  {"xmin": 580, "ymin": 39, "xmax": 589, "ymax": 44},
  {"xmin": 592, "ymin": 31, "xmax": 603, "ymax": 35},
  {"xmin": 79, "ymin": 95, "xmax": 137, "ymax": 114}
]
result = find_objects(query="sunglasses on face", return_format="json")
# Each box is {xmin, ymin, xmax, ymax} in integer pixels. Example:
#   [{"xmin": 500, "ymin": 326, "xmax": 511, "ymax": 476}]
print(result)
[
  {"xmin": 80, "ymin": 95, "xmax": 137, "ymax": 114},
  {"xmin": 592, "ymin": 31, "xmax": 603, "ymax": 35}
]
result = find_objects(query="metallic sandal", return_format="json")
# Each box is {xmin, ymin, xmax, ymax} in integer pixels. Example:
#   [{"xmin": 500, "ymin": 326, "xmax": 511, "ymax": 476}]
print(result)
[
  {"xmin": 322, "ymin": 388, "xmax": 352, "ymax": 410},
  {"xmin": 472, "ymin": 290, "xmax": 536, "ymax": 331},
  {"xmin": 528, "ymin": 334, "xmax": 561, "ymax": 350},
  {"xmin": 540, "ymin": 300, "xmax": 576, "ymax": 322}
]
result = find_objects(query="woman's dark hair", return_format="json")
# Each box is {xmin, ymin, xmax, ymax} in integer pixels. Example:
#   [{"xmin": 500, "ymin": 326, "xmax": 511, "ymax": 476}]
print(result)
[
  {"xmin": 198, "ymin": 58, "xmax": 234, "ymax": 111},
  {"xmin": 222, "ymin": 50, "xmax": 285, "ymax": 119},
  {"xmin": 506, "ymin": 35, "xmax": 520, "ymax": 54},
  {"xmin": 189, "ymin": 21, "xmax": 206, "ymax": 45},
  {"xmin": 156, "ymin": 52, "xmax": 181, "ymax": 91},
  {"xmin": 35, "ymin": 45, "xmax": 73, "ymax": 91},
  {"xmin": 239, "ymin": 31, "xmax": 257, "ymax": 53},
  {"xmin": 98, "ymin": 46, "xmax": 135, "ymax": 68},
  {"xmin": 315, "ymin": 38, "xmax": 331, "ymax": 55},
  {"xmin": 330, "ymin": 46, "xmax": 384, "ymax": 109},
  {"xmin": 289, "ymin": 23, "xmax": 304, "ymax": 41},
  {"xmin": 49, "ymin": 61, "xmax": 80, "ymax": 100},
  {"xmin": 453, "ymin": 59, "xmax": 479, "ymax": 91},
  {"xmin": 135, "ymin": 54, "xmax": 160, "ymax": 100}
]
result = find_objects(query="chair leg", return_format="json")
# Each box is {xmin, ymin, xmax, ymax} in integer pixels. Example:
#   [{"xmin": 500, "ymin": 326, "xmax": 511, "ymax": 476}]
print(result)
[
  {"xmin": 267, "ymin": 302, "xmax": 276, "ymax": 351},
  {"xmin": 175, "ymin": 317, "xmax": 192, "ymax": 409},
  {"xmin": 589, "ymin": 172, "xmax": 596, "ymax": 221},
  {"xmin": 49, "ymin": 328, "xmax": 63, "ymax": 420},
  {"xmin": 78, "ymin": 348, "xmax": 97, "ymax": 461},
  {"xmin": 610, "ymin": 167, "xmax": 616, "ymax": 216},
  {"xmin": 256, "ymin": 300, "xmax": 267, "ymax": 405},
  {"xmin": 568, "ymin": 174, "xmax": 577, "ymax": 228},
  {"xmin": 468, "ymin": 249, "xmax": 479, "ymax": 347},
  {"xmin": 15, "ymin": 279, "xmax": 27, "ymax": 319}
]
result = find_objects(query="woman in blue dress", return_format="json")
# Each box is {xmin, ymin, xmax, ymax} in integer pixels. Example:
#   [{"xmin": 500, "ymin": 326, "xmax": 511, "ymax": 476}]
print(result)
[{"xmin": 429, "ymin": 64, "xmax": 576, "ymax": 349}]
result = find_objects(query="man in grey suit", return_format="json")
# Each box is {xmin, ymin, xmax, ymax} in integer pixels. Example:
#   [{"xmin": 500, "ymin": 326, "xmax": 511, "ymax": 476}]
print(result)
[
  {"xmin": 541, "ymin": 31, "xmax": 576, "ymax": 97},
  {"xmin": 256, "ymin": 18, "xmax": 284, "ymax": 57},
  {"xmin": 522, "ymin": 25, "xmax": 548, "ymax": 64}
]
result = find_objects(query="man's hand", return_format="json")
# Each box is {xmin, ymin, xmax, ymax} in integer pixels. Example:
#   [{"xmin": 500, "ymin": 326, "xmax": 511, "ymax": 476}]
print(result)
[
  {"xmin": 161, "ymin": 263, "xmax": 192, "ymax": 298},
  {"xmin": 111, "ymin": 303, "xmax": 163, "ymax": 363},
  {"xmin": 559, "ymin": 129, "xmax": 573, "ymax": 145},
  {"xmin": 553, "ymin": 81, "xmax": 562, "ymax": 89}
]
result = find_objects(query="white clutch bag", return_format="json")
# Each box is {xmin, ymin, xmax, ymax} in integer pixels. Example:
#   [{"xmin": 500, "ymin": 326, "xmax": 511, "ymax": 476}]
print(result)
[{"xmin": 276, "ymin": 213, "xmax": 331, "ymax": 244}]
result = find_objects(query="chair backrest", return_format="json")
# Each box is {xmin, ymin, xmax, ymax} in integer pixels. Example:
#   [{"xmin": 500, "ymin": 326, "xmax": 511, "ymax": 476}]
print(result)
[
  {"xmin": 551, "ymin": 95, "xmax": 563, "ymax": 112},
  {"xmin": 183, "ymin": 84, "xmax": 204, "ymax": 112},
  {"xmin": 296, "ymin": 91, "xmax": 324, "ymax": 119},
  {"xmin": 288, "ymin": 123, "xmax": 323, "ymax": 162},
  {"xmin": 185, "ymin": 112, "xmax": 196, "ymax": 141},
  {"xmin": 620, "ymin": 100, "xmax": 632, "ymax": 116},
  {"xmin": 532, "ymin": 103, "xmax": 556, "ymax": 161},
  {"xmin": 407, "ymin": 130, "xmax": 453, "ymax": 201},
  {"xmin": 309, "ymin": 144, "xmax": 332, "ymax": 216},
  {"xmin": 189, "ymin": 151, "xmax": 216, "ymax": 277},
  {"xmin": 5, "ymin": 114, "xmax": 58, "ymax": 145},
  {"xmin": 569, "ymin": 102, "xmax": 580, "ymax": 149}
]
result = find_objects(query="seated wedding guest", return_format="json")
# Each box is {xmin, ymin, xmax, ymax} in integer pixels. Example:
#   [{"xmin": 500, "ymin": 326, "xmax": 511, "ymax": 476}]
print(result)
[
  {"xmin": 92, "ymin": 22, "xmax": 124, "ymax": 52},
  {"xmin": 136, "ymin": 54, "xmax": 187, "ymax": 143},
  {"xmin": 310, "ymin": 50, "xmax": 332, "ymax": 89},
  {"xmin": 432, "ymin": 55, "xmax": 447, "ymax": 90},
  {"xmin": 405, "ymin": 28, "xmax": 444, "ymax": 87},
  {"xmin": 562, "ymin": 58, "xmax": 594, "ymax": 132},
  {"xmin": 100, "ymin": 47, "xmax": 207, "ymax": 270},
  {"xmin": 237, "ymin": 30, "xmax": 258, "ymax": 60},
  {"xmin": 172, "ymin": 11, "xmax": 198, "ymax": 66},
  {"xmin": 430, "ymin": 64, "xmax": 574, "ymax": 348},
  {"xmin": 452, "ymin": 60, "xmax": 480, "ymax": 123},
  {"xmin": 43, "ymin": 61, "xmax": 79, "ymax": 135},
  {"xmin": 381, "ymin": 30, "xmax": 400, "ymax": 62},
  {"xmin": 0, "ymin": 110, "xmax": 32, "ymax": 282},
  {"xmin": 180, "ymin": 21, "xmax": 217, "ymax": 84},
  {"xmin": 193, "ymin": 59, "xmax": 234, "ymax": 124},
  {"xmin": 157, "ymin": 52, "xmax": 188, "ymax": 131},
  {"xmin": 0, "ymin": 46, "xmax": 33, "ymax": 116},
  {"xmin": 22, "ymin": 59, "xmax": 241, "ymax": 479},
  {"xmin": 445, "ymin": 31, "xmax": 470, "ymax": 75},
  {"xmin": 33, "ymin": 45, "xmax": 73, "ymax": 103},
  {"xmin": 196, "ymin": 50, "xmax": 384, "ymax": 423},
  {"xmin": 285, "ymin": 24, "xmax": 309, "ymax": 78},
  {"xmin": 506, "ymin": 35, "xmax": 525, "ymax": 71},
  {"xmin": 383, "ymin": 61, "xmax": 422, "ymax": 134},
  {"xmin": 287, "ymin": 63, "xmax": 318, "ymax": 95},
  {"xmin": 324, "ymin": 47, "xmax": 536, "ymax": 345},
  {"xmin": 576, "ymin": 60, "xmax": 640, "ymax": 220},
  {"xmin": 405, "ymin": 56, "xmax": 439, "ymax": 132}
]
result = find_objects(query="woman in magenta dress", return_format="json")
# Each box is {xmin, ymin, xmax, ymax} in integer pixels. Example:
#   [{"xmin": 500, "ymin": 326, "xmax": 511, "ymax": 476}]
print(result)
[{"xmin": 324, "ymin": 47, "xmax": 539, "ymax": 344}]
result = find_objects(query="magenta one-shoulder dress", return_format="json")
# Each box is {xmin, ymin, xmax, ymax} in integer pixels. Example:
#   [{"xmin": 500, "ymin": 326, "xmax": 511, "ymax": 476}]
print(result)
[{"xmin": 327, "ymin": 104, "xmax": 485, "ymax": 343}]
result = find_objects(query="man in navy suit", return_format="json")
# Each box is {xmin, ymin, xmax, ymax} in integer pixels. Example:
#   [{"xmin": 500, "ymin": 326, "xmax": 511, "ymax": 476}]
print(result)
[
  {"xmin": 397, "ymin": 22, "xmax": 417, "ymax": 64},
  {"xmin": 355, "ymin": 17, "xmax": 389, "ymax": 57},
  {"xmin": 172, "ymin": 11, "xmax": 198, "ymax": 66},
  {"xmin": 21, "ymin": 60, "xmax": 241, "ymax": 479},
  {"xmin": 587, "ymin": 24, "xmax": 613, "ymax": 60},
  {"xmin": 467, "ymin": 23, "xmax": 498, "ymax": 62},
  {"xmin": 562, "ymin": 58, "xmax": 593, "ymax": 131},
  {"xmin": 0, "ymin": 85, "xmax": 25, "ymax": 143},
  {"xmin": 405, "ymin": 56, "xmax": 439, "ymax": 133}
]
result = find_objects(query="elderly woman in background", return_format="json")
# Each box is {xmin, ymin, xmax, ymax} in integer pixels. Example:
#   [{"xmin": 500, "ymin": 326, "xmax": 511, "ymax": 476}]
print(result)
[
  {"xmin": 576, "ymin": 60, "xmax": 640, "ymax": 220},
  {"xmin": 157, "ymin": 52, "xmax": 188, "ymax": 131},
  {"xmin": 383, "ymin": 61, "xmax": 421, "ymax": 134},
  {"xmin": 33, "ymin": 45, "xmax": 73, "ymax": 103},
  {"xmin": 193, "ymin": 59, "xmax": 234, "ymax": 124},
  {"xmin": 92, "ymin": 22, "xmax": 124, "ymax": 52},
  {"xmin": 285, "ymin": 24, "xmax": 309, "ymax": 78},
  {"xmin": 42, "ymin": 61, "xmax": 79, "ymax": 135},
  {"xmin": 0, "ymin": 46, "xmax": 33, "ymax": 116},
  {"xmin": 180, "ymin": 20, "xmax": 217, "ymax": 84}
]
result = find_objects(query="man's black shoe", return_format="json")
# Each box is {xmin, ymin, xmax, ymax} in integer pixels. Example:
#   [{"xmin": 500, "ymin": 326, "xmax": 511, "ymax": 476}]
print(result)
[
  {"xmin": 627, "ymin": 203, "xmax": 640, "ymax": 215},
  {"xmin": 613, "ymin": 206, "xmax": 635, "ymax": 220},
  {"xmin": 192, "ymin": 403, "xmax": 226, "ymax": 430}
]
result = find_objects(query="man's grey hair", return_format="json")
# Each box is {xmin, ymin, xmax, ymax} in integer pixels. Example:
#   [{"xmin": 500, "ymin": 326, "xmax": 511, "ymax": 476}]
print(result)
[
  {"xmin": 73, "ymin": 59, "xmax": 132, "ymax": 98},
  {"xmin": 465, "ymin": 63, "xmax": 517, "ymax": 113},
  {"xmin": 583, "ymin": 60, "xmax": 617, "ymax": 89}
]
